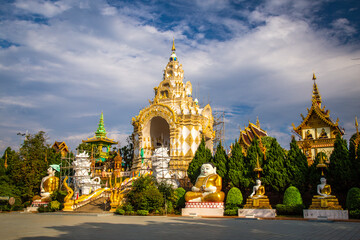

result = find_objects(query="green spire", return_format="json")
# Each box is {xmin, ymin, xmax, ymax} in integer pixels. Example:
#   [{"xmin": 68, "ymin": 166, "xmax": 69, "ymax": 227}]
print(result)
[{"xmin": 95, "ymin": 112, "xmax": 107, "ymax": 138}]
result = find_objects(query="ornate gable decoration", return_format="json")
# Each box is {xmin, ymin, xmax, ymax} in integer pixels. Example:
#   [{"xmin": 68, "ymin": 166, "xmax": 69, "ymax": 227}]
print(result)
[{"xmin": 292, "ymin": 74, "xmax": 344, "ymax": 138}]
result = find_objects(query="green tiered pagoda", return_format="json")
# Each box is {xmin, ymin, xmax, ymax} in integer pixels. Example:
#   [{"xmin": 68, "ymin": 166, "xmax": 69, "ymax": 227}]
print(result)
[{"xmin": 83, "ymin": 112, "xmax": 118, "ymax": 162}]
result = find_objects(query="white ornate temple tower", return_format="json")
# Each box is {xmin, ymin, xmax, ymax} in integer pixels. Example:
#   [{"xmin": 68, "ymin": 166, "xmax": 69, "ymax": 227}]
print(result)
[{"xmin": 131, "ymin": 40, "xmax": 214, "ymax": 177}]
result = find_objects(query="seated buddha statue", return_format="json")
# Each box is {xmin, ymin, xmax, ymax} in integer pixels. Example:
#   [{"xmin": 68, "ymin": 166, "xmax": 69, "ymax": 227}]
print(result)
[
  {"xmin": 316, "ymin": 177, "xmax": 333, "ymax": 198},
  {"xmin": 305, "ymin": 130, "xmax": 313, "ymax": 140},
  {"xmin": 40, "ymin": 166, "xmax": 60, "ymax": 200},
  {"xmin": 318, "ymin": 128, "xmax": 328, "ymax": 139},
  {"xmin": 185, "ymin": 163, "xmax": 225, "ymax": 202},
  {"xmin": 250, "ymin": 179, "xmax": 265, "ymax": 198}
]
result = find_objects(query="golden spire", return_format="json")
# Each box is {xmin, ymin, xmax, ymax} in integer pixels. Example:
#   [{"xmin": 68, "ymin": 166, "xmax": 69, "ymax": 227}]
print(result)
[
  {"xmin": 256, "ymin": 116, "xmax": 260, "ymax": 128},
  {"xmin": 171, "ymin": 38, "xmax": 176, "ymax": 52},
  {"xmin": 4, "ymin": 152, "xmax": 8, "ymax": 169},
  {"xmin": 312, "ymin": 73, "xmax": 322, "ymax": 108},
  {"xmin": 356, "ymin": 116, "xmax": 359, "ymax": 134},
  {"xmin": 254, "ymin": 154, "xmax": 263, "ymax": 179}
]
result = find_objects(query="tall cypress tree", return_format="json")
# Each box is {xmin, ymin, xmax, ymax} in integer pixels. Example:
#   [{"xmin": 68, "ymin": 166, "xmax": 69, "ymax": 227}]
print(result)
[
  {"xmin": 308, "ymin": 152, "xmax": 324, "ymax": 194},
  {"xmin": 245, "ymin": 139, "xmax": 264, "ymax": 185},
  {"xmin": 285, "ymin": 137, "xmax": 308, "ymax": 192},
  {"xmin": 187, "ymin": 138, "xmax": 212, "ymax": 184},
  {"xmin": 349, "ymin": 133, "xmax": 360, "ymax": 187},
  {"xmin": 262, "ymin": 138, "xmax": 288, "ymax": 192},
  {"xmin": 327, "ymin": 134, "xmax": 352, "ymax": 193},
  {"xmin": 228, "ymin": 141, "xmax": 250, "ymax": 190},
  {"xmin": 211, "ymin": 141, "xmax": 228, "ymax": 188}
]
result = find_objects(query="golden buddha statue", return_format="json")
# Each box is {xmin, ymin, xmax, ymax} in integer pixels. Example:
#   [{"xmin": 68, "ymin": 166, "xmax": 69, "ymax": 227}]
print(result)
[
  {"xmin": 185, "ymin": 163, "xmax": 225, "ymax": 202},
  {"xmin": 305, "ymin": 130, "xmax": 313, "ymax": 140},
  {"xmin": 309, "ymin": 177, "xmax": 342, "ymax": 210},
  {"xmin": 40, "ymin": 166, "xmax": 59, "ymax": 200},
  {"xmin": 317, "ymin": 177, "xmax": 332, "ymax": 197},
  {"xmin": 318, "ymin": 128, "xmax": 328, "ymax": 139},
  {"xmin": 250, "ymin": 179, "xmax": 265, "ymax": 198}
]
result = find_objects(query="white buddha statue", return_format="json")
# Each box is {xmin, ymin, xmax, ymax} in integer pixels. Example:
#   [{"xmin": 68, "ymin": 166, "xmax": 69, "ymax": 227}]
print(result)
[
  {"xmin": 317, "ymin": 177, "xmax": 333, "ymax": 198},
  {"xmin": 250, "ymin": 179, "xmax": 265, "ymax": 198}
]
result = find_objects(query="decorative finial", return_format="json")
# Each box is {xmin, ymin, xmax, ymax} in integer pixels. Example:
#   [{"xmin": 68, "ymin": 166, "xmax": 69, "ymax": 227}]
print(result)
[
  {"xmin": 95, "ymin": 112, "xmax": 107, "ymax": 138},
  {"xmin": 256, "ymin": 116, "xmax": 260, "ymax": 128},
  {"xmin": 316, "ymin": 153, "xmax": 327, "ymax": 176},
  {"xmin": 4, "ymin": 152, "xmax": 8, "ymax": 169},
  {"xmin": 312, "ymin": 73, "xmax": 322, "ymax": 107},
  {"xmin": 172, "ymin": 38, "xmax": 176, "ymax": 52},
  {"xmin": 254, "ymin": 154, "xmax": 263, "ymax": 179},
  {"xmin": 356, "ymin": 116, "xmax": 359, "ymax": 134}
]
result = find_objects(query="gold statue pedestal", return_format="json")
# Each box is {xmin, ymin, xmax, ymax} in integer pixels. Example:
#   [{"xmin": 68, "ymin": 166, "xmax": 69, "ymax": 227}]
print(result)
[
  {"xmin": 244, "ymin": 195, "xmax": 272, "ymax": 209},
  {"xmin": 240, "ymin": 196, "xmax": 276, "ymax": 218},
  {"xmin": 304, "ymin": 177, "xmax": 348, "ymax": 220},
  {"xmin": 182, "ymin": 202, "xmax": 224, "ymax": 217},
  {"xmin": 309, "ymin": 195, "xmax": 342, "ymax": 210},
  {"xmin": 304, "ymin": 195, "xmax": 348, "ymax": 220}
]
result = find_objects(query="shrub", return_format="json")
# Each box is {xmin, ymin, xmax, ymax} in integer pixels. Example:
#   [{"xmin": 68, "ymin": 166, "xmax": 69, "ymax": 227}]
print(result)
[
  {"xmin": 127, "ymin": 211, "xmax": 135, "ymax": 215},
  {"xmin": 49, "ymin": 201, "xmax": 61, "ymax": 211},
  {"xmin": 276, "ymin": 204, "xmax": 303, "ymax": 215},
  {"xmin": 226, "ymin": 187, "xmax": 243, "ymax": 209},
  {"xmin": 346, "ymin": 187, "xmax": 360, "ymax": 210},
  {"xmin": 51, "ymin": 190, "xmax": 67, "ymax": 204},
  {"xmin": 38, "ymin": 204, "xmax": 52, "ymax": 212},
  {"xmin": 349, "ymin": 210, "xmax": 360, "ymax": 219},
  {"xmin": 224, "ymin": 208, "xmax": 238, "ymax": 216},
  {"xmin": 115, "ymin": 208, "xmax": 125, "ymax": 215},
  {"xmin": 122, "ymin": 203, "xmax": 134, "ymax": 212},
  {"xmin": 174, "ymin": 187, "xmax": 186, "ymax": 209},
  {"xmin": 127, "ymin": 176, "xmax": 164, "ymax": 213},
  {"xmin": 136, "ymin": 210, "xmax": 149, "ymax": 216},
  {"xmin": 283, "ymin": 186, "xmax": 303, "ymax": 206}
]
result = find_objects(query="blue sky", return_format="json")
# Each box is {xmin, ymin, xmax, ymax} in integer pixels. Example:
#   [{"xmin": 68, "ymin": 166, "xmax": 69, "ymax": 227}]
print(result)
[{"xmin": 0, "ymin": 0, "xmax": 359, "ymax": 154}]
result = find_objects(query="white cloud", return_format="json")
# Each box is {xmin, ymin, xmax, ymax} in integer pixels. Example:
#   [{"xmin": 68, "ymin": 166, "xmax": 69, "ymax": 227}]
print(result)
[
  {"xmin": 0, "ymin": 0, "xmax": 359, "ymax": 153},
  {"xmin": 14, "ymin": 0, "xmax": 72, "ymax": 18}
]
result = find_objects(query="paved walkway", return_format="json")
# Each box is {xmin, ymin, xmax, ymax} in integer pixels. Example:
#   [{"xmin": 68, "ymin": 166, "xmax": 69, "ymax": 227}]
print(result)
[{"xmin": 1, "ymin": 212, "xmax": 360, "ymax": 240}]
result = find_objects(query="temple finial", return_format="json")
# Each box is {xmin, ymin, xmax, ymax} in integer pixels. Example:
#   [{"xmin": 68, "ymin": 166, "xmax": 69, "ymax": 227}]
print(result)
[
  {"xmin": 256, "ymin": 116, "xmax": 260, "ymax": 128},
  {"xmin": 172, "ymin": 38, "xmax": 176, "ymax": 52},
  {"xmin": 356, "ymin": 116, "xmax": 359, "ymax": 134},
  {"xmin": 4, "ymin": 152, "xmax": 8, "ymax": 169},
  {"xmin": 312, "ymin": 73, "xmax": 322, "ymax": 107},
  {"xmin": 95, "ymin": 112, "xmax": 107, "ymax": 138}
]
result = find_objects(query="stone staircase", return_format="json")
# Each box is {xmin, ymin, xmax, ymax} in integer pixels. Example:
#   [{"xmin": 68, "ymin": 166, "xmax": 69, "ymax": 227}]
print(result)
[{"xmin": 75, "ymin": 197, "xmax": 111, "ymax": 213}]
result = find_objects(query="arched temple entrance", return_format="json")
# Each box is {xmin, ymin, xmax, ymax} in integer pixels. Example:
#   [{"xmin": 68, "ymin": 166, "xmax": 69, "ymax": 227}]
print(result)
[{"xmin": 150, "ymin": 117, "xmax": 170, "ymax": 149}]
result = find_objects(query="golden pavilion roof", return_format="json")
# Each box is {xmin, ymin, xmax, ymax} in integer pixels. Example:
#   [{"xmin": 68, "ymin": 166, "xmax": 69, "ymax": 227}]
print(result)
[
  {"xmin": 292, "ymin": 74, "xmax": 344, "ymax": 136},
  {"xmin": 83, "ymin": 112, "xmax": 118, "ymax": 145},
  {"xmin": 239, "ymin": 118, "xmax": 267, "ymax": 147}
]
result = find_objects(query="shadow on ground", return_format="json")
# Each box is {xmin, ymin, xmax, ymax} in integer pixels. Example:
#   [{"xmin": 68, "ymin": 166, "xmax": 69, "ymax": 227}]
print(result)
[{"xmin": 19, "ymin": 217, "xmax": 360, "ymax": 240}]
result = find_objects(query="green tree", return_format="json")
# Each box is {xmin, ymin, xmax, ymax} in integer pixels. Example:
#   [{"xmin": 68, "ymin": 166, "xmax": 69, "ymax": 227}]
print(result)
[
  {"xmin": 262, "ymin": 138, "xmax": 288, "ymax": 192},
  {"xmin": 349, "ymin": 133, "xmax": 360, "ymax": 187},
  {"xmin": 228, "ymin": 140, "xmax": 249, "ymax": 189},
  {"xmin": 126, "ymin": 175, "xmax": 164, "ymax": 212},
  {"xmin": 245, "ymin": 139, "xmax": 264, "ymax": 184},
  {"xmin": 285, "ymin": 137, "xmax": 308, "ymax": 192},
  {"xmin": 10, "ymin": 131, "xmax": 60, "ymax": 201},
  {"xmin": 211, "ymin": 141, "xmax": 228, "ymax": 188},
  {"xmin": 308, "ymin": 152, "xmax": 325, "ymax": 194},
  {"xmin": 120, "ymin": 135, "xmax": 134, "ymax": 171},
  {"xmin": 328, "ymin": 134, "xmax": 352, "ymax": 194},
  {"xmin": 187, "ymin": 138, "xmax": 212, "ymax": 184},
  {"xmin": 76, "ymin": 142, "xmax": 94, "ymax": 155}
]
